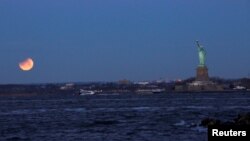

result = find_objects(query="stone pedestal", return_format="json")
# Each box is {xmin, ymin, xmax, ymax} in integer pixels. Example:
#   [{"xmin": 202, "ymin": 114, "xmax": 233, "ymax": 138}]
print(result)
[{"xmin": 196, "ymin": 66, "xmax": 209, "ymax": 81}]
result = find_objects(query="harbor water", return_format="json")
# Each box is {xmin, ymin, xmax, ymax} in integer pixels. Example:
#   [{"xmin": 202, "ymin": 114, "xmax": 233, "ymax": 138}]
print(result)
[{"xmin": 0, "ymin": 93, "xmax": 250, "ymax": 141}]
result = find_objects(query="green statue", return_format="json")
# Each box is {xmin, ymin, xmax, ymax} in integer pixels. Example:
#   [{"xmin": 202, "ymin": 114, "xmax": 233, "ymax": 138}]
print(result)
[{"xmin": 196, "ymin": 40, "xmax": 206, "ymax": 67}]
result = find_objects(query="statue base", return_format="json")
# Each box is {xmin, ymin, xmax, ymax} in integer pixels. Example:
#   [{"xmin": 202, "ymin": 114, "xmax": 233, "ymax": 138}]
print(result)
[
  {"xmin": 175, "ymin": 65, "xmax": 224, "ymax": 92},
  {"xmin": 185, "ymin": 66, "xmax": 223, "ymax": 91},
  {"xmin": 187, "ymin": 81, "xmax": 224, "ymax": 91},
  {"xmin": 196, "ymin": 66, "xmax": 209, "ymax": 81}
]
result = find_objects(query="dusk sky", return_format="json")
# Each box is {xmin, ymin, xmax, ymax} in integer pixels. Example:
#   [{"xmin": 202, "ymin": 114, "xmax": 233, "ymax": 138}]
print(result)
[{"xmin": 0, "ymin": 0, "xmax": 249, "ymax": 84}]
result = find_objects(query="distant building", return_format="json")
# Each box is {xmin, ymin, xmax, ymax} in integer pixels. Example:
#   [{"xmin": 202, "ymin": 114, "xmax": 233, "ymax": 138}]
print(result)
[
  {"xmin": 118, "ymin": 79, "xmax": 132, "ymax": 85},
  {"xmin": 135, "ymin": 81, "xmax": 150, "ymax": 85},
  {"xmin": 60, "ymin": 83, "xmax": 75, "ymax": 90}
]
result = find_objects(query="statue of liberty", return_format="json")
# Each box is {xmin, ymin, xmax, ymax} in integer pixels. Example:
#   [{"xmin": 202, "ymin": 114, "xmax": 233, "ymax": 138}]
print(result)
[{"xmin": 196, "ymin": 40, "xmax": 206, "ymax": 67}]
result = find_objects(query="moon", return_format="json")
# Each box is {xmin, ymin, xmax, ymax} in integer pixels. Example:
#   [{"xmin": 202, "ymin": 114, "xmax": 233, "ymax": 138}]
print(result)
[{"xmin": 19, "ymin": 58, "xmax": 34, "ymax": 71}]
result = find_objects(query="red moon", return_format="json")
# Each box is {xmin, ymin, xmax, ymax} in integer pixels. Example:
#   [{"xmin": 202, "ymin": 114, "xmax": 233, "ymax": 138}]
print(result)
[{"xmin": 19, "ymin": 58, "xmax": 34, "ymax": 71}]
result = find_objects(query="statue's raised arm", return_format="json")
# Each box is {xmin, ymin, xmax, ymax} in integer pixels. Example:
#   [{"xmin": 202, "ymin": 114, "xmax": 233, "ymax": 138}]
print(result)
[
  {"xmin": 195, "ymin": 40, "xmax": 206, "ymax": 67},
  {"xmin": 196, "ymin": 40, "xmax": 201, "ymax": 49}
]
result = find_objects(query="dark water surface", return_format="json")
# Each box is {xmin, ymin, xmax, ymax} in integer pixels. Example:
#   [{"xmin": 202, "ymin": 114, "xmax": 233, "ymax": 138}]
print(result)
[{"xmin": 0, "ymin": 93, "xmax": 250, "ymax": 141}]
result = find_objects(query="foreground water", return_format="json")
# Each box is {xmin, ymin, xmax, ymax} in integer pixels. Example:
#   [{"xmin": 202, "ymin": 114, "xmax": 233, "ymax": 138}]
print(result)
[{"xmin": 0, "ymin": 93, "xmax": 250, "ymax": 141}]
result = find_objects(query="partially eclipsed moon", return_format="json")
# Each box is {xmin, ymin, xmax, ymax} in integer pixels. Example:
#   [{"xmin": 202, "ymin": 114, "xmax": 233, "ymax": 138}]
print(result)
[{"xmin": 19, "ymin": 58, "xmax": 34, "ymax": 71}]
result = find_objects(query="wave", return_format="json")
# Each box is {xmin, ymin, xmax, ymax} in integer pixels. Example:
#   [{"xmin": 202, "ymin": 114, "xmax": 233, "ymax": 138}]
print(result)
[
  {"xmin": 184, "ymin": 106, "xmax": 214, "ymax": 109},
  {"xmin": 191, "ymin": 126, "xmax": 207, "ymax": 133},
  {"xmin": 64, "ymin": 108, "xmax": 86, "ymax": 112},
  {"xmin": 90, "ymin": 106, "xmax": 175, "ymax": 112},
  {"xmin": 2, "ymin": 105, "xmax": 249, "ymax": 116},
  {"xmin": 0, "ymin": 108, "xmax": 56, "ymax": 115},
  {"xmin": 222, "ymin": 106, "xmax": 250, "ymax": 109},
  {"xmin": 174, "ymin": 120, "xmax": 186, "ymax": 126}
]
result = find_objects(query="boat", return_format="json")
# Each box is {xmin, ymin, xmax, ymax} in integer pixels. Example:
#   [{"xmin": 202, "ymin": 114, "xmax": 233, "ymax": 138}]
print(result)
[
  {"xmin": 233, "ymin": 86, "xmax": 246, "ymax": 90},
  {"xmin": 152, "ymin": 89, "xmax": 165, "ymax": 94},
  {"xmin": 78, "ymin": 89, "xmax": 95, "ymax": 95}
]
